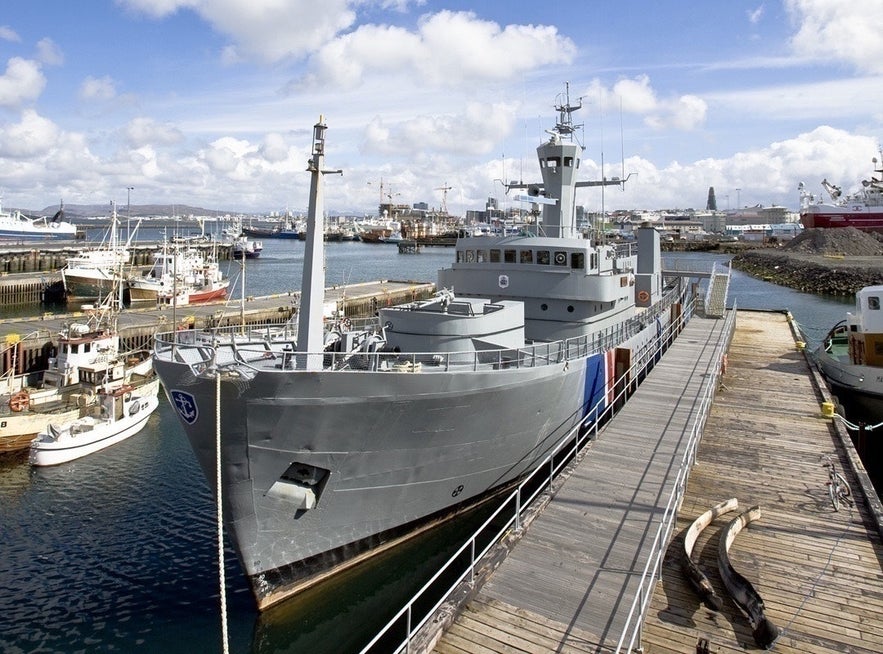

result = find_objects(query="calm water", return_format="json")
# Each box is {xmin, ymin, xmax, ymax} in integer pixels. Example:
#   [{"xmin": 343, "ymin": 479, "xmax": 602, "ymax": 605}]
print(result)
[{"xmin": 0, "ymin": 242, "xmax": 858, "ymax": 653}]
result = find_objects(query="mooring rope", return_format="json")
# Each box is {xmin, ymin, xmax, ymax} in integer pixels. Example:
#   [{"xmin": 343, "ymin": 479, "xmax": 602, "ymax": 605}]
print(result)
[
  {"xmin": 833, "ymin": 413, "xmax": 883, "ymax": 432},
  {"xmin": 216, "ymin": 372, "xmax": 230, "ymax": 654}
]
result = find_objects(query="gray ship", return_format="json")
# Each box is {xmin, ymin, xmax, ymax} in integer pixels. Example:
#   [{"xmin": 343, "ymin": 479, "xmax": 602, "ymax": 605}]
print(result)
[{"xmin": 152, "ymin": 89, "xmax": 691, "ymax": 610}]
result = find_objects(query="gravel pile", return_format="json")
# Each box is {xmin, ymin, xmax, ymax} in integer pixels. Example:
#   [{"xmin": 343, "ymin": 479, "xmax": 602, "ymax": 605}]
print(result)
[{"xmin": 782, "ymin": 226, "xmax": 883, "ymax": 256}]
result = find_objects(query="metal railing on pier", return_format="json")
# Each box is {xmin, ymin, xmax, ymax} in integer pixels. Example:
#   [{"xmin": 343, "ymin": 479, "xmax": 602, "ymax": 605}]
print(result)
[{"xmin": 357, "ymin": 296, "xmax": 739, "ymax": 654}]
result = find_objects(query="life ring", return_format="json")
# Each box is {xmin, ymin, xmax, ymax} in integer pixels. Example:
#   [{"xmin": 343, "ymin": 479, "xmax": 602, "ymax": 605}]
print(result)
[
  {"xmin": 554, "ymin": 252, "xmax": 567, "ymax": 265},
  {"xmin": 341, "ymin": 317, "xmax": 352, "ymax": 330},
  {"xmin": 8, "ymin": 391, "xmax": 29, "ymax": 412},
  {"xmin": 637, "ymin": 290, "xmax": 650, "ymax": 303}
]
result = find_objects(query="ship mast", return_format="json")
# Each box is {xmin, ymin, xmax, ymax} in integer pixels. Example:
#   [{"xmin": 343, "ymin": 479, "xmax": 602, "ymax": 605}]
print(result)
[{"xmin": 296, "ymin": 117, "xmax": 342, "ymax": 370}]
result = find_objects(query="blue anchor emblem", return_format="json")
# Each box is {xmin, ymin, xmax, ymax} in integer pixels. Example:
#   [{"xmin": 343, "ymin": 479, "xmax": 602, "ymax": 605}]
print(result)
[{"xmin": 170, "ymin": 390, "xmax": 199, "ymax": 425}]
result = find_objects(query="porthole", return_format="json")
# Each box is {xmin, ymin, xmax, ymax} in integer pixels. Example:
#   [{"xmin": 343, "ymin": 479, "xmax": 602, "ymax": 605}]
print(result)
[
  {"xmin": 567, "ymin": 305, "xmax": 574, "ymax": 313},
  {"xmin": 541, "ymin": 303, "xmax": 548, "ymax": 311}
]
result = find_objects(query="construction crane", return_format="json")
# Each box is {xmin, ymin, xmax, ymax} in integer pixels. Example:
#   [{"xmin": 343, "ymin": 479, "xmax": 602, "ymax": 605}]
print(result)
[{"xmin": 435, "ymin": 183, "xmax": 453, "ymax": 215}]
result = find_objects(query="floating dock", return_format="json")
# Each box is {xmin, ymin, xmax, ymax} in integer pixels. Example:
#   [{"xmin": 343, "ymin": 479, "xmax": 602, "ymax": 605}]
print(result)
[{"xmin": 417, "ymin": 310, "xmax": 883, "ymax": 653}]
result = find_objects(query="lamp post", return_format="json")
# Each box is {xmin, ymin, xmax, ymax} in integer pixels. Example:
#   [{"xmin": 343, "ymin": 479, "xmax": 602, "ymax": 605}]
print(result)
[
  {"xmin": 126, "ymin": 186, "xmax": 134, "ymax": 241},
  {"xmin": 735, "ymin": 188, "xmax": 741, "ymax": 211}
]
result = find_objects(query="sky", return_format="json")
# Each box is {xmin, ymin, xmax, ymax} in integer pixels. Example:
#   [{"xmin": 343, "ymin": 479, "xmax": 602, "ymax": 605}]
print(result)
[{"xmin": 1, "ymin": 0, "xmax": 882, "ymax": 217}]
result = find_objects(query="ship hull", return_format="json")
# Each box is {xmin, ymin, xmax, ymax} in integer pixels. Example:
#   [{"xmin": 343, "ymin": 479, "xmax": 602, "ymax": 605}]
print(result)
[
  {"xmin": 154, "ymin": 316, "xmax": 666, "ymax": 609},
  {"xmin": 800, "ymin": 205, "xmax": 883, "ymax": 231},
  {"xmin": 62, "ymin": 269, "xmax": 119, "ymax": 299}
]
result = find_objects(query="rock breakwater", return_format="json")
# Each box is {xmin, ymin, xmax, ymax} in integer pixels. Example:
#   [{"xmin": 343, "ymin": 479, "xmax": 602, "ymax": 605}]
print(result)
[{"xmin": 731, "ymin": 227, "xmax": 883, "ymax": 295}]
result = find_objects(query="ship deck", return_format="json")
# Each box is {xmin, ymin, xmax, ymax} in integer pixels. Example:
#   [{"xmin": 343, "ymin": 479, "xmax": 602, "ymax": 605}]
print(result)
[{"xmin": 422, "ymin": 310, "xmax": 883, "ymax": 653}]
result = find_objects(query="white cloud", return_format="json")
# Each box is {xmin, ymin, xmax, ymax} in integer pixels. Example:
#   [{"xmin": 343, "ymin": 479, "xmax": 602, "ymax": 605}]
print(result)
[
  {"xmin": 598, "ymin": 125, "xmax": 881, "ymax": 212},
  {"xmin": 79, "ymin": 76, "xmax": 118, "ymax": 101},
  {"xmin": 362, "ymin": 102, "xmax": 518, "ymax": 156},
  {"xmin": 125, "ymin": 117, "xmax": 184, "ymax": 147},
  {"xmin": 747, "ymin": 5, "xmax": 764, "ymax": 24},
  {"xmin": 585, "ymin": 75, "xmax": 707, "ymax": 131},
  {"xmin": 258, "ymin": 133, "xmax": 290, "ymax": 163},
  {"xmin": 120, "ymin": 0, "xmax": 356, "ymax": 63},
  {"xmin": 0, "ymin": 57, "xmax": 46, "ymax": 107},
  {"xmin": 0, "ymin": 109, "xmax": 60, "ymax": 158},
  {"xmin": 787, "ymin": 0, "xmax": 883, "ymax": 74},
  {"xmin": 304, "ymin": 10, "xmax": 575, "ymax": 88},
  {"xmin": 36, "ymin": 38, "xmax": 64, "ymax": 66},
  {"xmin": 0, "ymin": 26, "xmax": 21, "ymax": 42}
]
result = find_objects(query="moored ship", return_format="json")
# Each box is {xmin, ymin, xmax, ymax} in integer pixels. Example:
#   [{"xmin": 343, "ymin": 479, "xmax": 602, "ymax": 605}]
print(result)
[
  {"xmin": 0, "ymin": 200, "xmax": 77, "ymax": 241},
  {"xmin": 799, "ymin": 154, "xmax": 883, "ymax": 231},
  {"xmin": 814, "ymin": 285, "xmax": 883, "ymax": 418},
  {"xmin": 152, "ymin": 91, "xmax": 694, "ymax": 610}
]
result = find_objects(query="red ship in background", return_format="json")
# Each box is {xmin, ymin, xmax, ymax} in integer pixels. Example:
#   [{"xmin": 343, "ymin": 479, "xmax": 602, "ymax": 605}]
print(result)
[{"xmin": 799, "ymin": 153, "xmax": 883, "ymax": 231}]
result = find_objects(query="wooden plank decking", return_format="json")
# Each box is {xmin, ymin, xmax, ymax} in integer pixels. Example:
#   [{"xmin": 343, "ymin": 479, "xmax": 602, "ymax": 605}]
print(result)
[
  {"xmin": 428, "ymin": 311, "xmax": 883, "ymax": 653},
  {"xmin": 641, "ymin": 310, "xmax": 883, "ymax": 653},
  {"xmin": 430, "ymin": 314, "xmax": 732, "ymax": 653}
]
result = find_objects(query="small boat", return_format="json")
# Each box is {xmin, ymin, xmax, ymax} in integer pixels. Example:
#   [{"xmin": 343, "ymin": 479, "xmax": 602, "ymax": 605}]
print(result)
[
  {"xmin": 243, "ymin": 214, "xmax": 302, "ymax": 239},
  {"xmin": 0, "ymin": 199, "xmax": 77, "ymax": 241},
  {"xmin": 128, "ymin": 243, "xmax": 229, "ymax": 305},
  {"xmin": 231, "ymin": 234, "xmax": 263, "ymax": 259},
  {"xmin": 799, "ymin": 153, "xmax": 883, "ymax": 232},
  {"xmin": 814, "ymin": 285, "xmax": 883, "ymax": 414},
  {"xmin": 29, "ymin": 378, "xmax": 160, "ymax": 466},
  {"xmin": 380, "ymin": 230, "xmax": 405, "ymax": 244},
  {"xmin": 62, "ymin": 202, "xmax": 136, "ymax": 300},
  {"xmin": 0, "ymin": 303, "xmax": 154, "ymax": 455}
]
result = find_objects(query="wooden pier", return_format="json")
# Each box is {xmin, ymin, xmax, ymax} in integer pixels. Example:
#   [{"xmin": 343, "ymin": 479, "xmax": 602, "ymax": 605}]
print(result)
[{"xmin": 420, "ymin": 310, "xmax": 883, "ymax": 653}]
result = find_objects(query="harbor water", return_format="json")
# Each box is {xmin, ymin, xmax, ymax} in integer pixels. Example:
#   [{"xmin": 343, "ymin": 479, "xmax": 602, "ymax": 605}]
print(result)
[{"xmin": 0, "ymin": 239, "xmax": 863, "ymax": 653}]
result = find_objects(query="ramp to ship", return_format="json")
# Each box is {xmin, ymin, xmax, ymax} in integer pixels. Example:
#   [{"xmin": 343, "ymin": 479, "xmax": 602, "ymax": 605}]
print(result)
[{"xmin": 428, "ymin": 313, "xmax": 732, "ymax": 653}]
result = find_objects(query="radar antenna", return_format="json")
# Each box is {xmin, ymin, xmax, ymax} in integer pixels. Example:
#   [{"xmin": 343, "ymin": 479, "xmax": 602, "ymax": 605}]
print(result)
[{"xmin": 554, "ymin": 81, "xmax": 583, "ymax": 146}]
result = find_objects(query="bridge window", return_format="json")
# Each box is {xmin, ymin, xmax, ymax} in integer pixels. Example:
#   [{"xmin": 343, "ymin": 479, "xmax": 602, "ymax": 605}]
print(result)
[
  {"xmin": 870, "ymin": 296, "xmax": 880, "ymax": 310},
  {"xmin": 490, "ymin": 249, "xmax": 501, "ymax": 263},
  {"xmin": 571, "ymin": 252, "xmax": 585, "ymax": 269},
  {"xmin": 504, "ymin": 249, "xmax": 516, "ymax": 263},
  {"xmin": 476, "ymin": 250, "xmax": 487, "ymax": 263},
  {"xmin": 536, "ymin": 250, "xmax": 550, "ymax": 265},
  {"xmin": 520, "ymin": 250, "xmax": 533, "ymax": 264},
  {"xmin": 545, "ymin": 157, "xmax": 560, "ymax": 169},
  {"xmin": 465, "ymin": 250, "xmax": 475, "ymax": 263},
  {"xmin": 564, "ymin": 156, "xmax": 574, "ymax": 167}
]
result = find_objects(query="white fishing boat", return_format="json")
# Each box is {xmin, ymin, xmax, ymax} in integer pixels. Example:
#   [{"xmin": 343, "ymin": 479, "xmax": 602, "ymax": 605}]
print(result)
[
  {"xmin": 29, "ymin": 378, "xmax": 160, "ymax": 466},
  {"xmin": 62, "ymin": 202, "xmax": 137, "ymax": 300},
  {"xmin": 0, "ymin": 291, "xmax": 154, "ymax": 455},
  {"xmin": 128, "ymin": 243, "xmax": 229, "ymax": 305},
  {"xmin": 815, "ymin": 285, "xmax": 883, "ymax": 415},
  {"xmin": 0, "ymin": 199, "xmax": 77, "ymax": 241}
]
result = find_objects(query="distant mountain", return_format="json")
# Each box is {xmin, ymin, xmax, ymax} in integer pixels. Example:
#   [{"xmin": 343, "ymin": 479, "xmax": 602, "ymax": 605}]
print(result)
[{"xmin": 35, "ymin": 203, "xmax": 234, "ymax": 219}]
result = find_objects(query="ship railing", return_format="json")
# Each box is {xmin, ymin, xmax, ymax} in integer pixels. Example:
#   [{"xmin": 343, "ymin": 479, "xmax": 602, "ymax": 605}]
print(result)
[
  {"xmin": 155, "ymin": 282, "xmax": 692, "ymax": 378},
  {"xmin": 360, "ymin": 293, "xmax": 723, "ymax": 654},
  {"xmin": 156, "ymin": 287, "xmax": 684, "ymax": 376}
]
